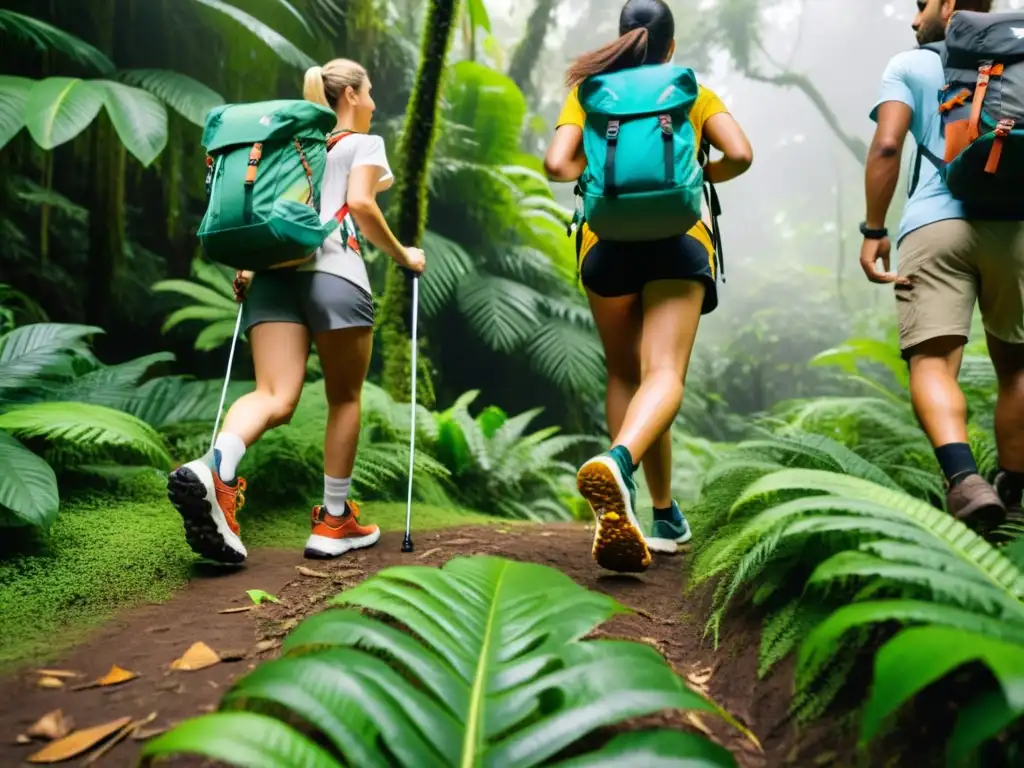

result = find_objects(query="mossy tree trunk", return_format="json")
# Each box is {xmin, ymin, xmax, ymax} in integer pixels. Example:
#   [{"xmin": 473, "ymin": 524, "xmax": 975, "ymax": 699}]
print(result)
[
  {"xmin": 506, "ymin": 0, "xmax": 556, "ymax": 102},
  {"xmin": 379, "ymin": 0, "xmax": 461, "ymax": 408}
]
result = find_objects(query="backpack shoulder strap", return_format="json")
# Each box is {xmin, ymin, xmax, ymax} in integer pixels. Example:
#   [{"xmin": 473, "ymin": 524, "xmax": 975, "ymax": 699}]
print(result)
[
  {"xmin": 907, "ymin": 43, "xmax": 949, "ymax": 197},
  {"xmin": 325, "ymin": 131, "xmax": 357, "ymax": 223}
]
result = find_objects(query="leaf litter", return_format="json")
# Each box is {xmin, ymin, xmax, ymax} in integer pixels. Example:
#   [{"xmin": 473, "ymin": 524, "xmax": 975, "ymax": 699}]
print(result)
[
  {"xmin": 170, "ymin": 642, "xmax": 221, "ymax": 672},
  {"xmin": 70, "ymin": 665, "xmax": 138, "ymax": 691}
]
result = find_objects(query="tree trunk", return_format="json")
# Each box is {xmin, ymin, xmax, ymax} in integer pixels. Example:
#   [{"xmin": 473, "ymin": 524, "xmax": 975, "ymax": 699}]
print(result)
[
  {"xmin": 507, "ymin": 0, "xmax": 556, "ymax": 102},
  {"xmin": 378, "ymin": 0, "xmax": 461, "ymax": 407},
  {"xmin": 85, "ymin": 0, "xmax": 125, "ymax": 329}
]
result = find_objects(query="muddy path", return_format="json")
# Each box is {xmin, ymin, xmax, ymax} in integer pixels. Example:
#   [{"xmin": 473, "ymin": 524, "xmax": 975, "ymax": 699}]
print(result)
[{"xmin": 0, "ymin": 525, "xmax": 850, "ymax": 767}]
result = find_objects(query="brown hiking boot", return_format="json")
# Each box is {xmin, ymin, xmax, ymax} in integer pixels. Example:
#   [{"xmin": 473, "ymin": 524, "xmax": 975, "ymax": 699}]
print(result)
[{"xmin": 947, "ymin": 474, "xmax": 1006, "ymax": 533}]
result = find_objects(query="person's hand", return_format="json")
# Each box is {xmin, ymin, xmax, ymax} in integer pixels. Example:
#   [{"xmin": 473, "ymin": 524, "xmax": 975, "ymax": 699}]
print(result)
[
  {"xmin": 400, "ymin": 246, "xmax": 426, "ymax": 274},
  {"xmin": 233, "ymin": 270, "xmax": 253, "ymax": 303},
  {"xmin": 859, "ymin": 236, "xmax": 910, "ymax": 286}
]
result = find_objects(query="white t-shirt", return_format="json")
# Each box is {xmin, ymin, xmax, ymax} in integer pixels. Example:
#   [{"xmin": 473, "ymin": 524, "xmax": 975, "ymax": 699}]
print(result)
[{"xmin": 297, "ymin": 133, "xmax": 393, "ymax": 295}]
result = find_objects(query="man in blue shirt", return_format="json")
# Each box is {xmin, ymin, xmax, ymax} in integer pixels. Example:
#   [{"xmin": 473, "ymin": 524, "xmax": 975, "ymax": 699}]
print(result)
[{"xmin": 860, "ymin": 0, "xmax": 1024, "ymax": 532}]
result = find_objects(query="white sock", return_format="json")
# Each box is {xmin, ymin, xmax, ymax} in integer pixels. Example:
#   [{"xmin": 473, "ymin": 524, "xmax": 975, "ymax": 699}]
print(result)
[
  {"xmin": 323, "ymin": 475, "xmax": 352, "ymax": 515},
  {"xmin": 213, "ymin": 432, "xmax": 246, "ymax": 482}
]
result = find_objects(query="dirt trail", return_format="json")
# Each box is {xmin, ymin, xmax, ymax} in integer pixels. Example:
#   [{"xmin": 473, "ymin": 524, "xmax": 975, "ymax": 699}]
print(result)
[{"xmin": 0, "ymin": 525, "xmax": 849, "ymax": 767}]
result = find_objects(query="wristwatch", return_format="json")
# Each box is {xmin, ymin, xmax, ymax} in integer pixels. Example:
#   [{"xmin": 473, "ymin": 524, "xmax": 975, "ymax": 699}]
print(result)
[{"xmin": 859, "ymin": 222, "xmax": 888, "ymax": 239}]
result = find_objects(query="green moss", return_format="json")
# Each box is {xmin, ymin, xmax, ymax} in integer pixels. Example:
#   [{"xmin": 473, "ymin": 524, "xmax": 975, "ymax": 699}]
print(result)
[{"xmin": 0, "ymin": 472, "xmax": 496, "ymax": 672}]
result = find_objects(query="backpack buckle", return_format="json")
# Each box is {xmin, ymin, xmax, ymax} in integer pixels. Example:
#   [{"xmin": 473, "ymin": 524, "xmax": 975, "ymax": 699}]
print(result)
[
  {"xmin": 606, "ymin": 120, "xmax": 620, "ymax": 140},
  {"xmin": 658, "ymin": 114, "xmax": 673, "ymax": 135},
  {"xmin": 996, "ymin": 118, "xmax": 1016, "ymax": 137}
]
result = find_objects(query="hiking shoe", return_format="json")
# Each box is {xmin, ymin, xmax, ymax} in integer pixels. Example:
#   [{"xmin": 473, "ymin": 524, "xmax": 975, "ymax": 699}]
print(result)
[
  {"xmin": 646, "ymin": 501, "xmax": 692, "ymax": 554},
  {"xmin": 167, "ymin": 456, "xmax": 247, "ymax": 564},
  {"xmin": 993, "ymin": 470, "xmax": 1023, "ymax": 533},
  {"xmin": 947, "ymin": 474, "xmax": 1006, "ymax": 533},
  {"xmin": 577, "ymin": 450, "xmax": 651, "ymax": 573},
  {"xmin": 304, "ymin": 501, "xmax": 381, "ymax": 559}
]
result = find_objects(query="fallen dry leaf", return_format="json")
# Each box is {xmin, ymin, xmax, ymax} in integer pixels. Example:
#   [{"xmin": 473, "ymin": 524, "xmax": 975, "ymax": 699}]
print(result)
[
  {"xmin": 36, "ymin": 677, "xmax": 64, "ymax": 690},
  {"xmin": 251, "ymin": 639, "xmax": 280, "ymax": 655},
  {"xmin": 171, "ymin": 642, "xmax": 221, "ymax": 672},
  {"xmin": 417, "ymin": 547, "xmax": 442, "ymax": 559},
  {"xmin": 132, "ymin": 725, "xmax": 168, "ymax": 742},
  {"xmin": 34, "ymin": 670, "xmax": 81, "ymax": 679},
  {"xmin": 217, "ymin": 606, "xmax": 254, "ymax": 614},
  {"xmin": 445, "ymin": 538, "xmax": 475, "ymax": 546},
  {"xmin": 539, "ymin": 532, "xmax": 556, "ymax": 537},
  {"xmin": 27, "ymin": 710, "xmax": 73, "ymax": 741},
  {"xmin": 80, "ymin": 712, "xmax": 156, "ymax": 766},
  {"xmin": 16, "ymin": 734, "xmax": 31, "ymax": 745},
  {"xmin": 71, "ymin": 665, "xmax": 138, "ymax": 691},
  {"xmin": 26, "ymin": 717, "xmax": 132, "ymax": 764},
  {"xmin": 218, "ymin": 647, "xmax": 247, "ymax": 662},
  {"xmin": 295, "ymin": 566, "xmax": 330, "ymax": 579}
]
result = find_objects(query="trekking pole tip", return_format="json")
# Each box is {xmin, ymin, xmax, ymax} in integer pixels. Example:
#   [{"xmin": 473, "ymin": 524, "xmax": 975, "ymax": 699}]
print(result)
[{"xmin": 401, "ymin": 534, "xmax": 414, "ymax": 553}]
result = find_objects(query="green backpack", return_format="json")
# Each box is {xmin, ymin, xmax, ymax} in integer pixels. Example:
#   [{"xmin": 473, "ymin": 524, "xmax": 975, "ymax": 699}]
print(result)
[
  {"xmin": 197, "ymin": 99, "xmax": 347, "ymax": 271},
  {"xmin": 574, "ymin": 63, "xmax": 705, "ymax": 242}
]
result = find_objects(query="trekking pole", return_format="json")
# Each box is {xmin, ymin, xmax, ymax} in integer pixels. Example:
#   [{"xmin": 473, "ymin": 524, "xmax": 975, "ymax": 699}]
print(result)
[
  {"xmin": 401, "ymin": 272, "xmax": 419, "ymax": 553},
  {"xmin": 209, "ymin": 304, "xmax": 245, "ymax": 454}
]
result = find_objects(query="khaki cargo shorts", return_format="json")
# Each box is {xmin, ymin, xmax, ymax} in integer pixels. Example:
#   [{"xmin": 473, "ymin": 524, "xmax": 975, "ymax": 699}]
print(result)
[{"xmin": 896, "ymin": 218, "xmax": 1024, "ymax": 354}]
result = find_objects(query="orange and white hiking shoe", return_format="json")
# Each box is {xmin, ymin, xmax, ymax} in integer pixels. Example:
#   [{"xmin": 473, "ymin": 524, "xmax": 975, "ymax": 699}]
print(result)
[
  {"xmin": 303, "ymin": 501, "xmax": 380, "ymax": 559},
  {"xmin": 167, "ymin": 457, "xmax": 248, "ymax": 564}
]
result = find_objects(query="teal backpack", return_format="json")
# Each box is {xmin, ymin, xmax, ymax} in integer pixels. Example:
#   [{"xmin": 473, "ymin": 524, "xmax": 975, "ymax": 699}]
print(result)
[
  {"xmin": 574, "ymin": 63, "xmax": 706, "ymax": 242},
  {"xmin": 197, "ymin": 99, "xmax": 349, "ymax": 271}
]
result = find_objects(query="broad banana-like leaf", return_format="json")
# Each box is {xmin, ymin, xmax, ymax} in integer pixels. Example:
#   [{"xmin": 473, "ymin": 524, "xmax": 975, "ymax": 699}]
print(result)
[
  {"xmin": 95, "ymin": 80, "xmax": 168, "ymax": 165},
  {"xmin": 0, "ymin": 430, "xmax": 58, "ymax": 530},
  {"xmin": 0, "ymin": 76, "xmax": 32, "ymax": 150},
  {"xmin": 23, "ymin": 77, "xmax": 103, "ymax": 150}
]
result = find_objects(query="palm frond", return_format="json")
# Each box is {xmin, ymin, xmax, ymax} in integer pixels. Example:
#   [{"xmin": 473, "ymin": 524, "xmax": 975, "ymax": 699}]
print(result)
[
  {"xmin": 0, "ymin": 10, "xmax": 114, "ymax": 74},
  {"xmin": 456, "ymin": 275, "xmax": 541, "ymax": 353},
  {"xmin": 189, "ymin": 0, "xmax": 317, "ymax": 70}
]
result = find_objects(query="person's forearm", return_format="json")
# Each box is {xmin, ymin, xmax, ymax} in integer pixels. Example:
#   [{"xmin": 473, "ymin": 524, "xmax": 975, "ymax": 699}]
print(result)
[
  {"xmin": 705, "ymin": 156, "xmax": 751, "ymax": 184},
  {"xmin": 349, "ymin": 201, "xmax": 404, "ymax": 262},
  {"xmin": 864, "ymin": 143, "xmax": 901, "ymax": 229},
  {"xmin": 544, "ymin": 146, "xmax": 587, "ymax": 182}
]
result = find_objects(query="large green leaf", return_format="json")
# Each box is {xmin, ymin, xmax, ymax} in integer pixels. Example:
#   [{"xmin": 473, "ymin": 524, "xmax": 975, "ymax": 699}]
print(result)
[
  {"xmin": 551, "ymin": 730, "xmax": 736, "ymax": 767},
  {"xmin": 117, "ymin": 69, "xmax": 225, "ymax": 127},
  {"xmin": 0, "ymin": 10, "xmax": 114, "ymax": 74},
  {"xmin": 143, "ymin": 712, "xmax": 337, "ymax": 768},
  {"xmin": 95, "ymin": 80, "xmax": 168, "ymax": 165},
  {"xmin": 152, "ymin": 279, "xmax": 237, "ymax": 310},
  {"xmin": 143, "ymin": 557, "xmax": 747, "ymax": 767},
  {"xmin": 50, "ymin": 352, "xmax": 175, "ymax": 408},
  {"xmin": 420, "ymin": 230, "xmax": 477, "ymax": 317},
  {"xmin": 0, "ymin": 430, "xmax": 58, "ymax": 529},
  {"xmin": 0, "ymin": 323, "xmax": 102, "ymax": 393},
  {"xmin": 0, "ymin": 401, "xmax": 173, "ymax": 470},
  {"xmin": 860, "ymin": 626, "xmax": 1024, "ymax": 748},
  {"xmin": 0, "ymin": 76, "xmax": 32, "ymax": 150},
  {"xmin": 525, "ymin": 321, "xmax": 605, "ymax": 395},
  {"xmin": 23, "ymin": 77, "xmax": 103, "ymax": 150},
  {"xmin": 189, "ymin": 0, "xmax": 317, "ymax": 70}
]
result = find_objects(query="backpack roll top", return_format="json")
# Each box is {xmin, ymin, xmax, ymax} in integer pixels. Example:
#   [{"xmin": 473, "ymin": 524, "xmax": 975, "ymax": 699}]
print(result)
[
  {"xmin": 936, "ymin": 11, "xmax": 1024, "ymax": 212},
  {"xmin": 198, "ymin": 100, "xmax": 341, "ymax": 271},
  {"xmin": 577, "ymin": 63, "xmax": 704, "ymax": 241}
]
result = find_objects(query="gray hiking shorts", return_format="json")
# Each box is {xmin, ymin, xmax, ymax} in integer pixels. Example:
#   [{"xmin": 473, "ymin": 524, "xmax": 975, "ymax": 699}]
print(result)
[{"xmin": 241, "ymin": 269, "xmax": 374, "ymax": 335}]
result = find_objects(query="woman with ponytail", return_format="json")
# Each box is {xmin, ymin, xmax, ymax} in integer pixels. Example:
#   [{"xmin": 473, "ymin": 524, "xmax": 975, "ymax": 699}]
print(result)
[
  {"xmin": 169, "ymin": 59, "xmax": 425, "ymax": 565},
  {"xmin": 545, "ymin": 0, "xmax": 753, "ymax": 573}
]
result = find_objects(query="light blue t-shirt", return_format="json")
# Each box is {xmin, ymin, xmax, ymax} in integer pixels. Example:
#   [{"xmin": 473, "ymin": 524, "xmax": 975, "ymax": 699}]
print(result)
[{"xmin": 869, "ymin": 49, "xmax": 964, "ymax": 244}]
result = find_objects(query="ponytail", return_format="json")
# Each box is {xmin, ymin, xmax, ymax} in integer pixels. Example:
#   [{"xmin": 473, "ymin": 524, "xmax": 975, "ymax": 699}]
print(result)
[
  {"xmin": 303, "ymin": 66, "xmax": 329, "ymax": 106},
  {"xmin": 302, "ymin": 59, "xmax": 367, "ymax": 109},
  {"xmin": 565, "ymin": 27, "xmax": 649, "ymax": 88}
]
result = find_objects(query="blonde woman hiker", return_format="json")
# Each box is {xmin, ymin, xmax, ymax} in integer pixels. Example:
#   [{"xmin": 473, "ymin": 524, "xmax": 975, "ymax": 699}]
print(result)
[
  {"xmin": 544, "ymin": 0, "xmax": 753, "ymax": 573},
  {"xmin": 167, "ymin": 59, "xmax": 426, "ymax": 565}
]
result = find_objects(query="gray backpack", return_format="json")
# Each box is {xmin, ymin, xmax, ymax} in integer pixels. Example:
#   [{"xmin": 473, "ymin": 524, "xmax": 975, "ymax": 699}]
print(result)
[{"xmin": 916, "ymin": 11, "xmax": 1024, "ymax": 216}]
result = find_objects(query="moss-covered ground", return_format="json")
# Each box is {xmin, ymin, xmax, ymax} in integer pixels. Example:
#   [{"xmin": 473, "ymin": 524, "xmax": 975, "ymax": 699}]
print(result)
[{"xmin": 0, "ymin": 472, "xmax": 498, "ymax": 671}]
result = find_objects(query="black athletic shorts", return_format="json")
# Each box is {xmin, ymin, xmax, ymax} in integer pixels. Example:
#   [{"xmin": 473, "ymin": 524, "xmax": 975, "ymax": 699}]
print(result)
[{"xmin": 577, "ymin": 224, "xmax": 719, "ymax": 314}]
